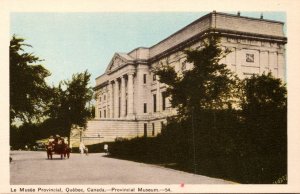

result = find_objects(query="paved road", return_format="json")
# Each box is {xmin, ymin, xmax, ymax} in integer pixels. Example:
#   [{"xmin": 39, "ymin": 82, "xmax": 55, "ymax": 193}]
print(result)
[{"xmin": 10, "ymin": 151, "xmax": 232, "ymax": 185}]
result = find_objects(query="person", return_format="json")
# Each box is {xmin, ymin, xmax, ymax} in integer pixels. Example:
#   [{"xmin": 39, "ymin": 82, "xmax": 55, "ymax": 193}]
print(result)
[
  {"xmin": 104, "ymin": 144, "xmax": 108, "ymax": 154},
  {"xmin": 79, "ymin": 142, "xmax": 85, "ymax": 155},
  {"xmin": 48, "ymin": 136, "xmax": 54, "ymax": 144},
  {"xmin": 84, "ymin": 146, "xmax": 89, "ymax": 156},
  {"xmin": 64, "ymin": 137, "xmax": 68, "ymax": 145},
  {"xmin": 54, "ymin": 134, "xmax": 60, "ymax": 144}
]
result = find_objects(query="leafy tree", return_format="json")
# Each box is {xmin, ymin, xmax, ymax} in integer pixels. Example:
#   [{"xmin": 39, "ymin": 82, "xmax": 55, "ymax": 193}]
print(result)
[
  {"xmin": 154, "ymin": 35, "xmax": 239, "ymax": 117},
  {"xmin": 241, "ymin": 72, "xmax": 287, "ymax": 114},
  {"xmin": 47, "ymin": 70, "xmax": 93, "ymax": 143},
  {"xmin": 154, "ymin": 35, "xmax": 240, "ymax": 174},
  {"xmin": 10, "ymin": 35, "xmax": 51, "ymax": 124},
  {"xmin": 239, "ymin": 73, "xmax": 287, "ymax": 183}
]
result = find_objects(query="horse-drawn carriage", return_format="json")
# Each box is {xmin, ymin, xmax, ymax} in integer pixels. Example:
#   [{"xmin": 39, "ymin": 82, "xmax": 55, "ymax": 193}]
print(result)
[{"xmin": 46, "ymin": 138, "xmax": 71, "ymax": 160}]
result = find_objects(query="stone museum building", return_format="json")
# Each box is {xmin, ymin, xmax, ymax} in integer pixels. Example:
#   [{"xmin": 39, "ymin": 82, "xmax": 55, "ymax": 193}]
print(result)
[{"xmin": 77, "ymin": 11, "xmax": 287, "ymax": 145}]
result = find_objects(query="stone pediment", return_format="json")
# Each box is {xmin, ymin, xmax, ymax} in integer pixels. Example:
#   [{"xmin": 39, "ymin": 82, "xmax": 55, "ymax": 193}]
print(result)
[{"xmin": 106, "ymin": 53, "xmax": 133, "ymax": 73}]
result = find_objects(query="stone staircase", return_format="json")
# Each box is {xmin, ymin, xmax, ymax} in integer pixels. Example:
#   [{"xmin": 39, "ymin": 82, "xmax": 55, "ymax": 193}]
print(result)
[{"xmin": 81, "ymin": 119, "xmax": 141, "ymax": 145}]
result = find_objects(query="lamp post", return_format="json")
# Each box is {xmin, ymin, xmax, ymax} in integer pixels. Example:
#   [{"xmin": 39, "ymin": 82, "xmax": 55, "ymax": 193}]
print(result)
[
  {"xmin": 67, "ymin": 106, "xmax": 71, "ymax": 147},
  {"xmin": 79, "ymin": 127, "xmax": 83, "ymax": 143},
  {"xmin": 191, "ymin": 107, "xmax": 197, "ymax": 174}
]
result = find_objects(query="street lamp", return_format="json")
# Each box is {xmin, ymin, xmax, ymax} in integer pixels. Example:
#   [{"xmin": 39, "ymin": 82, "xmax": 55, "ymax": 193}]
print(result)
[
  {"xmin": 78, "ymin": 127, "xmax": 84, "ymax": 143},
  {"xmin": 67, "ymin": 106, "xmax": 71, "ymax": 146}
]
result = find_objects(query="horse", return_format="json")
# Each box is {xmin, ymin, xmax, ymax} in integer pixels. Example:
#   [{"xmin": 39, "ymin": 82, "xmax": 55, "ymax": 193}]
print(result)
[{"xmin": 46, "ymin": 140, "xmax": 71, "ymax": 160}]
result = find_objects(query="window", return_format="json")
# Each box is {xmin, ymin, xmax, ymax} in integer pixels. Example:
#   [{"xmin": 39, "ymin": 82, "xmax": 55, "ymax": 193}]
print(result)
[
  {"xmin": 161, "ymin": 121, "xmax": 164, "ymax": 130},
  {"xmin": 100, "ymin": 110, "xmax": 102, "ymax": 118},
  {"xmin": 143, "ymin": 74, "xmax": 147, "ymax": 84},
  {"xmin": 152, "ymin": 123, "xmax": 155, "ymax": 136},
  {"xmin": 246, "ymin": 53, "xmax": 254, "ymax": 62},
  {"xmin": 162, "ymin": 92, "xmax": 166, "ymax": 110},
  {"xmin": 144, "ymin": 123, "xmax": 147, "ymax": 137},
  {"xmin": 125, "ymin": 99, "xmax": 128, "ymax": 116},
  {"xmin": 118, "ymin": 97, "xmax": 121, "ymax": 117},
  {"xmin": 144, "ymin": 103, "xmax": 147, "ymax": 113},
  {"xmin": 181, "ymin": 60, "xmax": 187, "ymax": 71},
  {"xmin": 153, "ymin": 74, "xmax": 156, "ymax": 81},
  {"xmin": 153, "ymin": 94, "xmax": 157, "ymax": 112},
  {"xmin": 104, "ymin": 110, "xmax": 106, "ymax": 118}
]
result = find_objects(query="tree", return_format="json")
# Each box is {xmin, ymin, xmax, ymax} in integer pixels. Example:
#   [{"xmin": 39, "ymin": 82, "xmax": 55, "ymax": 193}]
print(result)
[
  {"xmin": 154, "ymin": 35, "xmax": 239, "ymax": 118},
  {"xmin": 154, "ymin": 35, "xmax": 240, "ymax": 174},
  {"xmin": 10, "ymin": 35, "xmax": 51, "ymax": 124},
  {"xmin": 239, "ymin": 73, "xmax": 287, "ymax": 183},
  {"xmin": 47, "ymin": 70, "xmax": 93, "ymax": 144},
  {"xmin": 241, "ymin": 72, "xmax": 287, "ymax": 114}
]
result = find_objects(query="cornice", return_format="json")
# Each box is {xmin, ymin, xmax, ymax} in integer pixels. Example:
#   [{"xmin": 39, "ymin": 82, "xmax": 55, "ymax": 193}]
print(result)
[
  {"xmin": 94, "ymin": 81, "xmax": 109, "ymax": 91},
  {"xmin": 149, "ymin": 28, "xmax": 287, "ymax": 63}
]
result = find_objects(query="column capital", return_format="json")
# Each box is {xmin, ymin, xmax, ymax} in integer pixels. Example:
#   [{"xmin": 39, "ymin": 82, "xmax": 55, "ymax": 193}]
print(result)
[
  {"xmin": 121, "ymin": 75, "xmax": 126, "ymax": 80},
  {"xmin": 127, "ymin": 71, "xmax": 135, "ymax": 76},
  {"xmin": 109, "ymin": 79, "xmax": 115, "ymax": 84}
]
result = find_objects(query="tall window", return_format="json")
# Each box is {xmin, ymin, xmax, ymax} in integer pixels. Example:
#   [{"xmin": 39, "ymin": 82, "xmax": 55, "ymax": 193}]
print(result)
[
  {"xmin": 162, "ymin": 92, "xmax": 166, "ymax": 110},
  {"xmin": 144, "ymin": 123, "xmax": 147, "ymax": 137},
  {"xmin": 118, "ymin": 97, "xmax": 121, "ymax": 117},
  {"xmin": 125, "ymin": 99, "xmax": 128, "ymax": 116},
  {"xmin": 100, "ymin": 110, "xmax": 102, "ymax": 118},
  {"xmin": 144, "ymin": 103, "xmax": 147, "ymax": 113},
  {"xmin": 143, "ymin": 74, "xmax": 147, "ymax": 84},
  {"xmin": 104, "ymin": 110, "xmax": 106, "ymax": 118},
  {"xmin": 153, "ymin": 94, "xmax": 157, "ymax": 112},
  {"xmin": 152, "ymin": 123, "xmax": 155, "ymax": 136}
]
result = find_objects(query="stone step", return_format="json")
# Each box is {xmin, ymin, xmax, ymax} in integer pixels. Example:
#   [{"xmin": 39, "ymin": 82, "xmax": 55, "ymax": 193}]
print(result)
[{"xmin": 70, "ymin": 119, "xmax": 165, "ymax": 146}]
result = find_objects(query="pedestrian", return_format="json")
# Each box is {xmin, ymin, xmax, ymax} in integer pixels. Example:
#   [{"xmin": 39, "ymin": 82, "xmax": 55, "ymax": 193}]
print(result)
[
  {"xmin": 64, "ymin": 137, "xmax": 68, "ymax": 145},
  {"xmin": 25, "ymin": 145, "xmax": 28, "ymax": 151},
  {"xmin": 79, "ymin": 142, "xmax": 85, "ymax": 155},
  {"xmin": 48, "ymin": 135, "xmax": 54, "ymax": 144},
  {"xmin": 104, "ymin": 144, "xmax": 108, "ymax": 154},
  {"xmin": 84, "ymin": 147, "xmax": 89, "ymax": 156}
]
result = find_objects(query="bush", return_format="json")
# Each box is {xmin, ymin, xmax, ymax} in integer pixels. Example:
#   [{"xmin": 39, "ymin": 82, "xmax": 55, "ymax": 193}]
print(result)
[{"xmin": 108, "ymin": 108, "xmax": 286, "ymax": 183}]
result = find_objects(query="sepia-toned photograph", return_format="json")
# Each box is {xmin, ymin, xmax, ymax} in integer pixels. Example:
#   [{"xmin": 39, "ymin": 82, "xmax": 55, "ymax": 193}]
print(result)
[{"xmin": 2, "ymin": 0, "xmax": 300, "ymax": 193}]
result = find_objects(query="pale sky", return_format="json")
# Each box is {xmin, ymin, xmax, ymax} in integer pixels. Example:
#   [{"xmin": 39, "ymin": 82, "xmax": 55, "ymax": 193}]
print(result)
[{"xmin": 10, "ymin": 12, "xmax": 286, "ymax": 87}]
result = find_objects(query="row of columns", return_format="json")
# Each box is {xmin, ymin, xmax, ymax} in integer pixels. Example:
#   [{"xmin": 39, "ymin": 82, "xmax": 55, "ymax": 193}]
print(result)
[{"xmin": 108, "ymin": 72, "xmax": 134, "ymax": 119}]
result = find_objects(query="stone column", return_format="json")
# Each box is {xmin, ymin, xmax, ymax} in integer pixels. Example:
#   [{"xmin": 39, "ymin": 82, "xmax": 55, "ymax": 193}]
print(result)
[
  {"xmin": 121, "ymin": 76, "xmax": 126, "ymax": 118},
  {"xmin": 127, "ymin": 72, "xmax": 134, "ymax": 117},
  {"xmin": 95, "ymin": 92, "xmax": 99, "ymax": 119},
  {"xmin": 235, "ymin": 47, "xmax": 243, "ymax": 78},
  {"xmin": 108, "ymin": 82, "xmax": 113, "ymax": 118},
  {"xmin": 278, "ymin": 52, "xmax": 285, "ymax": 81},
  {"xmin": 114, "ymin": 79, "xmax": 120, "ymax": 118}
]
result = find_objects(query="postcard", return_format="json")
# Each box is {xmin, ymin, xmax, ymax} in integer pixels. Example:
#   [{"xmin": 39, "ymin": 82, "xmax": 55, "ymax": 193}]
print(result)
[{"xmin": 1, "ymin": 0, "xmax": 300, "ymax": 193}]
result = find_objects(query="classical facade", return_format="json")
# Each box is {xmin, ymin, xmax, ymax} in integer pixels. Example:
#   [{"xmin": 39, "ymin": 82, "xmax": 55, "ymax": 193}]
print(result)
[{"xmin": 81, "ymin": 11, "xmax": 287, "ymax": 145}]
